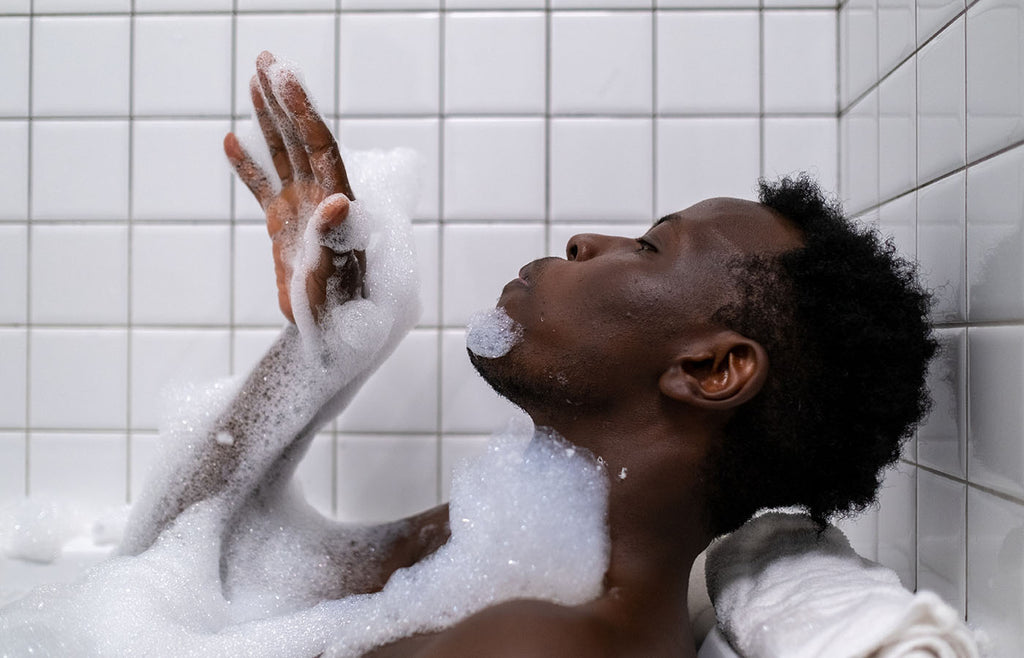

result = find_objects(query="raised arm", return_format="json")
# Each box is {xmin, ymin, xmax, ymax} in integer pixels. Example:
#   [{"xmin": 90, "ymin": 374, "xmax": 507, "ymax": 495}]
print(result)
[{"xmin": 120, "ymin": 53, "xmax": 418, "ymax": 555}]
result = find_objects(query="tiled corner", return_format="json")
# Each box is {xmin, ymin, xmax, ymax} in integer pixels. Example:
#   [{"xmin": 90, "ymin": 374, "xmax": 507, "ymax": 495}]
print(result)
[
  {"xmin": 0, "ymin": 121, "xmax": 28, "ymax": 221},
  {"xmin": 31, "ymin": 120, "xmax": 130, "ymax": 221},
  {"xmin": 28, "ymin": 328, "xmax": 127, "ymax": 430},
  {"xmin": 917, "ymin": 15, "xmax": 966, "ymax": 184},
  {"xmin": 550, "ymin": 11, "xmax": 653, "ymax": 114},
  {"xmin": 655, "ymin": 117, "xmax": 760, "ymax": 215},
  {"xmin": 131, "ymin": 120, "xmax": 232, "ymax": 221},
  {"xmin": 444, "ymin": 12, "xmax": 546, "ymax": 115},
  {"xmin": 967, "ymin": 325, "xmax": 1024, "ymax": 499},
  {"xmin": 549, "ymin": 118, "xmax": 653, "ymax": 222},
  {"xmin": 841, "ymin": 90, "xmax": 879, "ymax": 214},
  {"xmin": 31, "ymin": 16, "xmax": 130, "ymax": 117},
  {"xmin": 967, "ymin": 486, "xmax": 1024, "ymax": 657},
  {"xmin": 763, "ymin": 10, "xmax": 836, "ymax": 114},
  {"xmin": 656, "ymin": 11, "xmax": 759, "ymax": 114},
  {"xmin": 841, "ymin": 0, "xmax": 878, "ymax": 107},
  {"xmin": 917, "ymin": 0, "xmax": 965, "ymax": 46},
  {"xmin": 916, "ymin": 171, "xmax": 966, "ymax": 322},
  {"xmin": 878, "ymin": 0, "xmax": 916, "ymax": 77},
  {"xmin": 918, "ymin": 328, "xmax": 967, "ymax": 478},
  {"xmin": 441, "ymin": 223, "xmax": 545, "ymax": 325},
  {"xmin": 338, "ymin": 12, "xmax": 440, "ymax": 116},
  {"xmin": 878, "ymin": 58, "xmax": 916, "ymax": 201},
  {"xmin": 133, "ymin": 15, "xmax": 233, "ymax": 117},
  {"xmin": 235, "ymin": 13, "xmax": 338, "ymax": 117},
  {"xmin": 442, "ymin": 118, "xmax": 545, "ymax": 221},
  {"xmin": 131, "ymin": 224, "xmax": 231, "ymax": 325},
  {"xmin": 335, "ymin": 434, "xmax": 438, "ymax": 523},
  {"xmin": 30, "ymin": 224, "xmax": 128, "ymax": 325},
  {"xmin": 918, "ymin": 469, "xmax": 966, "ymax": 615}
]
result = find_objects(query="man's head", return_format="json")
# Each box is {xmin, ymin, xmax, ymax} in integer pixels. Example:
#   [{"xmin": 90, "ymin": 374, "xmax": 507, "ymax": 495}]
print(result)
[{"xmin": 471, "ymin": 174, "xmax": 936, "ymax": 537}]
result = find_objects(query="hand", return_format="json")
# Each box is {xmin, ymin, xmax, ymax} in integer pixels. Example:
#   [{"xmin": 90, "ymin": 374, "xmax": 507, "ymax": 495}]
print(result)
[{"xmin": 224, "ymin": 51, "xmax": 363, "ymax": 324}]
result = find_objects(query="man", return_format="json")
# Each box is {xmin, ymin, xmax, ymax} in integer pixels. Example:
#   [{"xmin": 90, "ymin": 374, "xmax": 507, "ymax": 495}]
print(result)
[{"xmin": 122, "ymin": 53, "xmax": 937, "ymax": 657}]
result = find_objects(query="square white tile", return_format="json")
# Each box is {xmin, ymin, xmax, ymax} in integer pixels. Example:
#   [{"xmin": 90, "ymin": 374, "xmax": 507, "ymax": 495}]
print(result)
[
  {"xmin": 444, "ymin": 12, "xmax": 545, "ymax": 114},
  {"xmin": 967, "ymin": 486, "xmax": 1024, "ymax": 657},
  {"xmin": 877, "ymin": 191, "xmax": 916, "ymax": 260},
  {"xmin": 0, "ymin": 330, "xmax": 27, "ymax": 428},
  {"xmin": 32, "ymin": 16, "xmax": 130, "ymax": 116},
  {"xmin": 966, "ymin": 144, "xmax": 1024, "ymax": 322},
  {"xmin": 878, "ymin": 58, "xmax": 916, "ymax": 201},
  {"xmin": 129, "ymin": 329, "xmax": 231, "ymax": 430},
  {"xmin": 232, "ymin": 328, "xmax": 284, "ymax": 377},
  {"xmin": 917, "ymin": 171, "xmax": 966, "ymax": 322},
  {"xmin": 440, "ymin": 329, "xmax": 529, "ymax": 433},
  {"xmin": 29, "ymin": 432, "xmax": 126, "ymax": 509},
  {"xmin": 0, "ymin": 0, "xmax": 30, "ymax": 12},
  {"xmin": 29, "ymin": 328, "xmax": 127, "ymax": 429},
  {"xmin": 917, "ymin": 15, "xmax": 966, "ymax": 184},
  {"xmin": 0, "ymin": 433, "xmax": 26, "ymax": 501},
  {"xmin": 762, "ymin": 117, "xmax": 838, "ymax": 195},
  {"xmin": 132, "ymin": 120, "xmax": 232, "ymax": 221},
  {"xmin": 413, "ymin": 223, "xmax": 440, "ymax": 327},
  {"xmin": 875, "ymin": 461, "xmax": 917, "ymax": 589},
  {"xmin": 841, "ymin": 90, "xmax": 878, "ymax": 214},
  {"xmin": 0, "ymin": 224, "xmax": 27, "ymax": 323},
  {"xmin": 335, "ymin": 434, "xmax": 438, "ymax": 523},
  {"xmin": 655, "ymin": 117, "xmax": 760, "ymax": 216},
  {"xmin": 233, "ymin": 223, "xmax": 282, "ymax": 326},
  {"xmin": 235, "ymin": 13, "xmax": 338, "ymax": 117},
  {"xmin": 133, "ymin": 15, "xmax": 233, "ymax": 116},
  {"xmin": 917, "ymin": 469, "xmax": 966, "ymax": 615},
  {"xmin": 0, "ymin": 121, "xmax": 28, "ymax": 220},
  {"xmin": 440, "ymin": 434, "xmax": 490, "ymax": 500},
  {"xmin": 917, "ymin": 0, "xmax": 965, "ymax": 45},
  {"xmin": 292, "ymin": 433, "xmax": 334, "ymax": 517},
  {"xmin": 442, "ymin": 118, "xmax": 545, "ymax": 221},
  {"xmin": 967, "ymin": 0, "xmax": 1024, "ymax": 163},
  {"xmin": 338, "ymin": 329, "xmax": 439, "ymax": 433},
  {"xmin": 878, "ymin": 0, "xmax": 916, "ymax": 76},
  {"xmin": 441, "ymin": 223, "xmax": 545, "ymax": 325},
  {"xmin": 31, "ymin": 120, "xmax": 129, "ymax": 221},
  {"xmin": 336, "ymin": 118, "xmax": 440, "ymax": 220},
  {"xmin": 30, "ymin": 225, "xmax": 128, "ymax": 325},
  {"xmin": 0, "ymin": 18, "xmax": 29, "ymax": 117},
  {"xmin": 551, "ymin": 11, "xmax": 652, "ymax": 114},
  {"xmin": 338, "ymin": 13, "xmax": 440, "ymax": 115},
  {"xmin": 656, "ymin": 10, "xmax": 759, "ymax": 114},
  {"xmin": 763, "ymin": 10, "xmax": 836, "ymax": 113},
  {"xmin": 549, "ymin": 118, "xmax": 652, "ymax": 222},
  {"xmin": 967, "ymin": 326, "xmax": 1024, "ymax": 498},
  {"xmin": 918, "ymin": 328, "xmax": 967, "ymax": 477},
  {"xmin": 131, "ymin": 224, "xmax": 231, "ymax": 325},
  {"xmin": 842, "ymin": 0, "xmax": 878, "ymax": 107}
]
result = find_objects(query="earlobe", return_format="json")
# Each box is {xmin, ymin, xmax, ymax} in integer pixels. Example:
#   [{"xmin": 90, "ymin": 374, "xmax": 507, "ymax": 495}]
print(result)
[{"xmin": 659, "ymin": 332, "xmax": 769, "ymax": 410}]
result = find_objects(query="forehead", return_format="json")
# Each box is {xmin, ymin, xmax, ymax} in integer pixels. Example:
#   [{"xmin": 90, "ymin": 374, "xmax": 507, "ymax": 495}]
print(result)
[{"xmin": 655, "ymin": 197, "xmax": 803, "ymax": 255}]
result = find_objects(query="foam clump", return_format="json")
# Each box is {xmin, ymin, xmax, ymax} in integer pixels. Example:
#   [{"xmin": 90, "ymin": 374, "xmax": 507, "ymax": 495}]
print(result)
[
  {"xmin": 0, "ymin": 498, "xmax": 87, "ymax": 564},
  {"xmin": 0, "ymin": 425, "xmax": 609, "ymax": 657},
  {"xmin": 466, "ymin": 306, "xmax": 523, "ymax": 358}
]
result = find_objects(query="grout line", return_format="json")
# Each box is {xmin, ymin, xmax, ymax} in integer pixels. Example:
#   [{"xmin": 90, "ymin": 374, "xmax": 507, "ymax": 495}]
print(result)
[
  {"xmin": 435, "ymin": 0, "xmax": 447, "ymax": 504},
  {"xmin": 758, "ymin": 0, "xmax": 766, "ymax": 180},
  {"xmin": 543, "ymin": 1, "xmax": 552, "ymax": 257},
  {"xmin": 9, "ymin": 110, "xmax": 839, "ymax": 121},
  {"xmin": 125, "ymin": 0, "xmax": 136, "ymax": 504},
  {"xmin": 24, "ymin": 0, "xmax": 34, "ymax": 498},
  {"xmin": 333, "ymin": 0, "xmax": 342, "ymax": 518},
  {"xmin": 651, "ymin": 5, "xmax": 658, "ymax": 221},
  {"xmin": 227, "ymin": 0, "xmax": 238, "ymax": 388}
]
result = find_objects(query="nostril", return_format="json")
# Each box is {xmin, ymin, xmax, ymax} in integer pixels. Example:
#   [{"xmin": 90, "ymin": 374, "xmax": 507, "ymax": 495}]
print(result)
[{"xmin": 567, "ymin": 243, "xmax": 579, "ymax": 260}]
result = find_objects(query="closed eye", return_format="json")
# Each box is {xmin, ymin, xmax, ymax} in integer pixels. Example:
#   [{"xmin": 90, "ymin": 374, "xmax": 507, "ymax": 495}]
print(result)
[{"xmin": 636, "ymin": 238, "xmax": 657, "ymax": 253}]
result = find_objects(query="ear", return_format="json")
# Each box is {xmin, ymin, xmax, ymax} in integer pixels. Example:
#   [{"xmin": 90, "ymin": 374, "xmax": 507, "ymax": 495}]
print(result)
[{"xmin": 658, "ymin": 331, "xmax": 769, "ymax": 410}]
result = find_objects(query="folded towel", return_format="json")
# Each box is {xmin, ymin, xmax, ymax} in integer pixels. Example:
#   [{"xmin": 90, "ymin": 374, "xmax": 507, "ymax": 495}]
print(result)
[{"xmin": 705, "ymin": 511, "xmax": 979, "ymax": 658}]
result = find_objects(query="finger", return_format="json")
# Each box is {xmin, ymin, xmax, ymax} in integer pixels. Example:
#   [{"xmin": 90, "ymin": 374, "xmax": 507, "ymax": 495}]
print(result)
[
  {"xmin": 249, "ymin": 75, "xmax": 292, "ymax": 186},
  {"xmin": 314, "ymin": 193, "xmax": 351, "ymax": 237},
  {"xmin": 223, "ymin": 132, "xmax": 274, "ymax": 209},
  {"xmin": 275, "ymin": 71, "xmax": 355, "ymax": 200},
  {"xmin": 256, "ymin": 51, "xmax": 313, "ymax": 184}
]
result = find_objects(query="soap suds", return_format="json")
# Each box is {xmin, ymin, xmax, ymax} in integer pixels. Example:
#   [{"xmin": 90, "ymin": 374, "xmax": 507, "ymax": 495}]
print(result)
[{"xmin": 466, "ymin": 307, "xmax": 523, "ymax": 358}]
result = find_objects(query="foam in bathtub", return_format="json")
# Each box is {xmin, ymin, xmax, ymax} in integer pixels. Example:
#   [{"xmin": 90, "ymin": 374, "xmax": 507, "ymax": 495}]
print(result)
[
  {"xmin": 0, "ymin": 426, "xmax": 609, "ymax": 657},
  {"xmin": 466, "ymin": 306, "xmax": 523, "ymax": 358}
]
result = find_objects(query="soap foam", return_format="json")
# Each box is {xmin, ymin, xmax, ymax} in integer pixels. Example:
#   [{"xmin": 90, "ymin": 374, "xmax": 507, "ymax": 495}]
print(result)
[
  {"xmin": 466, "ymin": 306, "xmax": 524, "ymax": 358},
  {"xmin": 0, "ymin": 426, "xmax": 609, "ymax": 657}
]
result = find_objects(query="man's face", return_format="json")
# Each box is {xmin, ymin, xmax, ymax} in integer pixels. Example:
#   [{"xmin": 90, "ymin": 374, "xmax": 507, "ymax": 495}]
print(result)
[{"xmin": 470, "ymin": 197, "xmax": 803, "ymax": 416}]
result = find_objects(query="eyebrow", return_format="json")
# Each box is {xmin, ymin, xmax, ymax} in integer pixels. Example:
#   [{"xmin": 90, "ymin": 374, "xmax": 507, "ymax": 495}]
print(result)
[{"xmin": 653, "ymin": 215, "xmax": 676, "ymax": 227}]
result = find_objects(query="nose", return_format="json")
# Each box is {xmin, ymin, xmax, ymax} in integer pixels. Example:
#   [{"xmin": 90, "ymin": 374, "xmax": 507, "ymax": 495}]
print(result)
[{"xmin": 566, "ymin": 233, "xmax": 612, "ymax": 261}]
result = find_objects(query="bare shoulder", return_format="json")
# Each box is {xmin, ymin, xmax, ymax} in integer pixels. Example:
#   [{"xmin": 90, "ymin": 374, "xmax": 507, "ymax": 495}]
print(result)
[{"xmin": 367, "ymin": 599, "xmax": 620, "ymax": 658}]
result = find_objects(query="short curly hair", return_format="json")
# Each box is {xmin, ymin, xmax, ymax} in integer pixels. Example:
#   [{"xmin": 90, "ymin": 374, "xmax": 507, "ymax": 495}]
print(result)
[{"xmin": 704, "ymin": 174, "xmax": 937, "ymax": 536}]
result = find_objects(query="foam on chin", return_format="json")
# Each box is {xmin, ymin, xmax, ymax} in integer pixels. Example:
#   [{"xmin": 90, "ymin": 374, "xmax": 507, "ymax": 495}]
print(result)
[{"xmin": 466, "ymin": 307, "xmax": 524, "ymax": 359}]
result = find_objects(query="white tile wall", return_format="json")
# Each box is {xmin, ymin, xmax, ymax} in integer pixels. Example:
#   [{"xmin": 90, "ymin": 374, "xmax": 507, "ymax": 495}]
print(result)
[{"xmin": 840, "ymin": 0, "xmax": 1024, "ymax": 652}]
